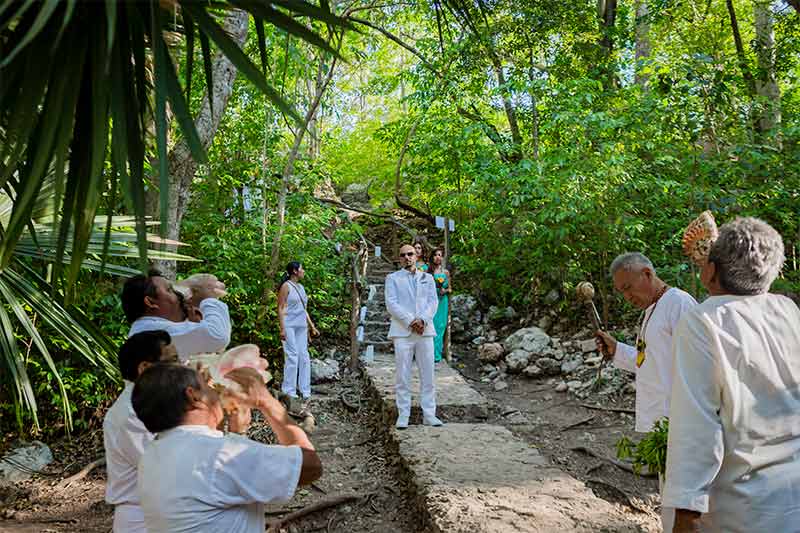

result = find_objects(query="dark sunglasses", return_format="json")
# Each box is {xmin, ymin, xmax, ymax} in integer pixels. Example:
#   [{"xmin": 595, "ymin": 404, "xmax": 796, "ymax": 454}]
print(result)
[{"xmin": 400, "ymin": 252, "xmax": 415, "ymax": 257}]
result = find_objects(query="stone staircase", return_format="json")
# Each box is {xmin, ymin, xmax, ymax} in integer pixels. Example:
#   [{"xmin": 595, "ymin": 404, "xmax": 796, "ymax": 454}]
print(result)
[{"xmin": 358, "ymin": 254, "xmax": 646, "ymax": 533}]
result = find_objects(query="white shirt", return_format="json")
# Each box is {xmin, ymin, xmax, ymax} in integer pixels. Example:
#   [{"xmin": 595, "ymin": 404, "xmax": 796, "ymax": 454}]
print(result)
[
  {"xmin": 663, "ymin": 294, "xmax": 800, "ymax": 532},
  {"xmin": 385, "ymin": 268, "xmax": 438, "ymax": 338},
  {"xmin": 103, "ymin": 381, "xmax": 151, "ymax": 531},
  {"xmin": 283, "ymin": 282, "xmax": 308, "ymax": 329},
  {"xmin": 613, "ymin": 287, "xmax": 697, "ymax": 432},
  {"xmin": 128, "ymin": 298, "xmax": 231, "ymax": 361},
  {"xmin": 138, "ymin": 425, "xmax": 302, "ymax": 533}
]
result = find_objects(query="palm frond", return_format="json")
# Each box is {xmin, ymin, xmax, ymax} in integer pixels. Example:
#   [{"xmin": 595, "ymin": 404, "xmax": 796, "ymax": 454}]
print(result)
[{"xmin": 0, "ymin": 0, "xmax": 349, "ymax": 292}]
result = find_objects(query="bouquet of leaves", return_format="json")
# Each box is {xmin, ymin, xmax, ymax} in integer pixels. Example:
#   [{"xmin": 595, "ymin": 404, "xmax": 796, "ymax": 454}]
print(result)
[{"xmin": 616, "ymin": 418, "xmax": 669, "ymax": 476}]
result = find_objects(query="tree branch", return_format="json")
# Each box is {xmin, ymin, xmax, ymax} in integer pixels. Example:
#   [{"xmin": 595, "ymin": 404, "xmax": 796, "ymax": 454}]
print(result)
[{"xmin": 347, "ymin": 16, "xmax": 440, "ymax": 75}]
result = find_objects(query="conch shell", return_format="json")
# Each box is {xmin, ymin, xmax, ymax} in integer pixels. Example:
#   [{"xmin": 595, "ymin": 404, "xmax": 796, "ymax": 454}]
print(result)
[
  {"xmin": 174, "ymin": 273, "xmax": 227, "ymax": 300},
  {"xmin": 682, "ymin": 211, "xmax": 719, "ymax": 265},
  {"xmin": 188, "ymin": 344, "xmax": 271, "ymax": 398}
]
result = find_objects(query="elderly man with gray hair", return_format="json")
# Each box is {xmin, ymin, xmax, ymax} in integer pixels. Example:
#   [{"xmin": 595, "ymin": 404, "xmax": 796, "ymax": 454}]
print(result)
[
  {"xmin": 595, "ymin": 251, "xmax": 697, "ymax": 531},
  {"xmin": 663, "ymin": 217, "xmax": 800, "ymax": 533}
]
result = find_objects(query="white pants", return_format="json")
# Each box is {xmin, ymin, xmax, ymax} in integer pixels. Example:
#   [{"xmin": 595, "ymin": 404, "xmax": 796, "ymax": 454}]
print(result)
[
  {"xmin": 393, "ymin": 334, "xmax": 437, "ymax": 420},
  {"xmin": 113, "ymin": 503, "xmax": 147, "ymax": 533},
  {"xmin": 282, "ymin": 326, "xmax": 310, "ymax": 398},
  {"xmin": 659, "ymin": 473, "xmax": 675, "ymax": 532}
]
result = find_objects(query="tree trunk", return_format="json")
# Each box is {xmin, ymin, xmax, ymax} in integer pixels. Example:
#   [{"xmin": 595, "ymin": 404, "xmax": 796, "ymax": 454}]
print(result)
[
  {"xmin": 753, "ymin": 0, "xmax": 781, "ymax": 140},
  {"xmin": 490, "ymin": 55, "xmax": 523, "ymax": 160},
  {"xmin": 267, "ymin": 37, "xmax": 341, "ymax": 280},
  {"xmin": 788, "ymin": 0, "xmax": 800, "ymax": 14},
  {"xmin": 634, "ymin": 0, "xmax": 651, "ymax": 89},
  {"xmin": 726, "ymin": 0, "xmax": 756, "ymax": 97},
  {"xmin": 597, "ymin": 0, "xmax": 618, "ymax": 89},
  {"xmin": 152, "ymin": 9, "xmax": 249, "ymax": 279}
]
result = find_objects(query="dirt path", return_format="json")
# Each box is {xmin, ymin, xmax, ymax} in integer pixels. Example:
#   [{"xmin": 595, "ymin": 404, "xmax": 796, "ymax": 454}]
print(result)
[{"xmin": 0, "ymin": 374, "xmax": 420, "ymax": 533}]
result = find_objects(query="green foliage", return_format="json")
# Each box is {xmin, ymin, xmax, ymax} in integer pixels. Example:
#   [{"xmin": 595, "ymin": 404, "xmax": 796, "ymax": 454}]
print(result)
[
  {"xmin": 181, "ymin": 180, "xmax": 360, "ymax": 372},
  {"xmin": 617, "ymin": 418, "xmax": 670, "ymax": 476}
]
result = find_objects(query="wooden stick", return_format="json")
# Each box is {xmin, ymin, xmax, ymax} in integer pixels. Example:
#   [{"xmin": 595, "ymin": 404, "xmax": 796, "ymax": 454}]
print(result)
[
  {"xmin": 580, "ymin": 403, "xmax": 636, "ymax": 415},
  {"xmin": 56, "ymin": 456, "xmax": 105, "ymax": 489},
  {"xmin": 569, "ymin": 446, "xmax": 657, "ymax": 478},
  {"xmin": 266, "ymin": 493, "xmax": 366, "ymax": 531},
  {"xmin": 560, "ymin": 415, "xmax": 595, "ymax": 431}
]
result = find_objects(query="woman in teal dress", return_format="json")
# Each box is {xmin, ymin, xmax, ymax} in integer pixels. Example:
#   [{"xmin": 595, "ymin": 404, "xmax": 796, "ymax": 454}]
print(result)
[
  {"xmin": 429, "ymin": 248, "xmax": 452, "ymax": 362},
  {"xmin": 414, "ymin": 240, "xmax": 429, "ymax": 272}
]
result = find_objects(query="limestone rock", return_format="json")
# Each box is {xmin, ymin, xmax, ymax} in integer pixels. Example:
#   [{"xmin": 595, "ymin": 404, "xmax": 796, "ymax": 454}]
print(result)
[
  {"xmin": 0, "ymin": 441, "xmax": 53, "ymax": 485},
  {"xmin": 310, "ymin": 357, "xmax": 340, "ymax": 384},
  {"xmin": 560, "ymin": 353, "xmax": 584, "ymax": 374},
  {"xmin": 472, "ymin": 336, "xmax": 487, "ymax": 345},
  {"xmin": 567, "ymin": 380, "xmax": 583, "ymax": 390},
  {"xmin": 536, "ymin": 357, "xmax": 561, "ymax": 375},
  {"xmin": 450, "ymin": 294, "xmax": 479, "ymax": 323},
  {"xmin": 578, "ymin": 338, "xmax": 597, "ymax": 353},
  {"xmin": 341, "ymin": 182, "xmax": 370, "ymax": 207},
  {"xmin": 537, "ymin": 315, "xmax": 552, "ymax": 331},
  {"xmin": 504, "ymin": 326, "xmax": 551, "ymax": 356},
  {"xmin": 493, "ymin": 380, "xmax": 509, "ymax": 392},
  {"xmin": 478, "ymin": 342, "xmax": 505, "ymax": 363},
  {"xmin": 505, "ymin": 349, "xmax": 532, "ymax": 373},
  {"xmin": 555, "ymin": 381, "xmax": 568, "ymax": 392},
  {"xmin": 523, "ymin": 364, "xmax": 542, "ymax": 377}
]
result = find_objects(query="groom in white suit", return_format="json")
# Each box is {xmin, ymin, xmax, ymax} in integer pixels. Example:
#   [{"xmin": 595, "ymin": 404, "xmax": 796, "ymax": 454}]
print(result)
[{"xmin": 385, "ymin": 244, "xmax": 443, "ymax": 429}]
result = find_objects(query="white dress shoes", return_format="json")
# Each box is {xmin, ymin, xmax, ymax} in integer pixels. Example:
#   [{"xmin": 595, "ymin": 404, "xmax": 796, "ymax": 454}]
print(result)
[
  {"xmin": 423, "ymin": 416, "xmax": 444, "ymax": 427},
  {"xmin": 395, "ymin": 415, "xmax": 409, "ymax": 429}
]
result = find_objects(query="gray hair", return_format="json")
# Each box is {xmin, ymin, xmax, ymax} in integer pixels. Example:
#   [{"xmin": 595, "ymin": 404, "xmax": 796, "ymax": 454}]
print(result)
[
  {"xmin": 709, "ymin": 217, "xmax": 784, "ymax": 295},
  {"xmin": 609, "ymin": 252, "xmax": 655, "ymax": 277}
]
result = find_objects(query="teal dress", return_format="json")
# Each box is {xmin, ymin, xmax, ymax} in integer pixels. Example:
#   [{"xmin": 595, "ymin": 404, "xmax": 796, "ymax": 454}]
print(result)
[{"xmin": 432, "ymin": 271, "xmax": 449, "ymax": 362}]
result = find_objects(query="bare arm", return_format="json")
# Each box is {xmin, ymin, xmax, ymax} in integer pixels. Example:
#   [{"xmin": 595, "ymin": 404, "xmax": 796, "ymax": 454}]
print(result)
[
  {"xmin": 226, "ymin": 368, "xmax": 322, "ymax": 486},
  {"xmin": 277, "ymin": 284, "xmax": 290, "ymax": 340}
]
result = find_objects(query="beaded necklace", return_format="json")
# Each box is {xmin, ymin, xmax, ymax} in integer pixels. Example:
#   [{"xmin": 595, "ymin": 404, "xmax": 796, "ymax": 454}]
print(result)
[{"xmin": 635, "ymin": 284, "xmax": 670, "ymax": 368}]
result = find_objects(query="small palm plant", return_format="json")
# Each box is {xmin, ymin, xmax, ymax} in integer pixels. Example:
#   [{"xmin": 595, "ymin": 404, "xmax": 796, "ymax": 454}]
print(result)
[{"xmin": 0, "ymin": 182, "xmax": 195, "ymax": 432}]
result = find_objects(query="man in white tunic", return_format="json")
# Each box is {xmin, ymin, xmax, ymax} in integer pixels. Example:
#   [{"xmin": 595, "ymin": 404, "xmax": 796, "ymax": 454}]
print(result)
[
  {"xmin": 385, "ymin": 244, "xmax": 443, "ymax": 429},
  {"xmin": 103, "ymin": 330, "xmax": 177, "ymax": 533},
  {"xmin": 664, "ymin": 217, "xmax": 800, "ymax": 533},
  {"xmin": 122, "ymin": 270, "xmax": 231, "ymax": 362},
  {"xmin": 595, "ymin": 252, "xmax": 697, "ymax": 530},
  {"xmin": 133, "ymin": 364, "xmax": 322, "ymax": 533}
]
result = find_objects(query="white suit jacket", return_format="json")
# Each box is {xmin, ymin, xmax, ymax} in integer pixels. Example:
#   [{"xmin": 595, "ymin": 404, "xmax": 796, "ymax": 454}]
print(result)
[{"xmin": 385, "ymin": 268, "xmax": 438, "ymax": 338}]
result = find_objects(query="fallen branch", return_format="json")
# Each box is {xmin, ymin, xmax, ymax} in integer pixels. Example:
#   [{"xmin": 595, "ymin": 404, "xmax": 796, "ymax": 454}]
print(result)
[
  {"xmin": 56, "ymin": 456, "xmax": 105, "ymax": 489},
  {"xmin": 580, "ymin": 403, "xmax": 636, "ymax": 415},
  {"xmin": 266, "ymin": 493, "xmax": 366, "ymax": 531},
  {"xmin": 560, "ymin": 415, "xmax": 595, "ymax": 432},
  {"xmin": 569, "ymin": 446, "xmax": 656, "ymax": 478},
  {"xmin": 313, "ymin": 196, "xmax": 414, "ymax": 235}
]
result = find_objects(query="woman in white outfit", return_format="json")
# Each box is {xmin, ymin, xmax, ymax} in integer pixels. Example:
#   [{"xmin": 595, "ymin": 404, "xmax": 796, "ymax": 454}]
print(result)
[{"xmin": 277, "ymin": 262, "xmax": 319, "ymax": 410}]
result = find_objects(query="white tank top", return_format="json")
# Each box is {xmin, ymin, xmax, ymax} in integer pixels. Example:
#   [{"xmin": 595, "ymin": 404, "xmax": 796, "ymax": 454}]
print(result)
[{"xmin": 284, "ymin": 282, "xmax": 308, "ymax": 328}]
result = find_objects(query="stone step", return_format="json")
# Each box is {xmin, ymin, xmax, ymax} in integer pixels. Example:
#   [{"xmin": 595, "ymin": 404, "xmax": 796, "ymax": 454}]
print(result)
[
  {"xmin": 363, "ymin": 353, "xmax": 489, "ymax": 424},
  {"xmin": 390, "ymin": 424, "xmax": 643, "ymax": 532}
]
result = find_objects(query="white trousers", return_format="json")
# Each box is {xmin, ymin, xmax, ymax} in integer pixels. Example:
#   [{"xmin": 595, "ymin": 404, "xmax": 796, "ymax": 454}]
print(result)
[
  {"xmin": 659, "ymin": 473, "xmax": 675, "ymax": 532},
  {"xmin": 282, "ymin": 326, "xmax": 310, "ymax": 398},
  {"xmin": 393, "ymin": 334, "xmax": 437, "ymax": 420},
  {"xmin": 113, "ymin": 503, "xmax": 147, "ymax": 533}
]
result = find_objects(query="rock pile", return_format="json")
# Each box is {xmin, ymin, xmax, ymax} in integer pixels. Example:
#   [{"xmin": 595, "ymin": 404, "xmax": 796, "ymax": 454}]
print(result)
[{"xmin": 477, "ymin": 325, "xmax": 635, "ymax": 398}]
